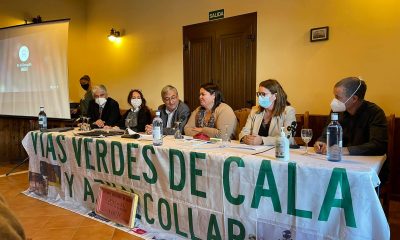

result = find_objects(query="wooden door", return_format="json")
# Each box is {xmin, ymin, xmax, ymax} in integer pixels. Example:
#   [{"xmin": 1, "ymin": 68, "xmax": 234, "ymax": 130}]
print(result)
[{"xmin": 183, "ymin": 12, "xmax": 257, "ymax": 111}]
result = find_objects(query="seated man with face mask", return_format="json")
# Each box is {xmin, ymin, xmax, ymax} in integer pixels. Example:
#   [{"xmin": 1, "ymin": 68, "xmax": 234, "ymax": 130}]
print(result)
[
  {"xmin": 314, "ymin": 77, "xmax": 388, "ymax": 156},
  {"xmin": 87, "ymin": 85, "xmax": 121, "ymax": 128}
]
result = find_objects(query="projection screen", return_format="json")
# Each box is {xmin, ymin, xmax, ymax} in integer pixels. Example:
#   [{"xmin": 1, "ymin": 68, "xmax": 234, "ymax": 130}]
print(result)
[{"xmin": 0, "ymin": 19, "xmax": 70, "ymax": 119}]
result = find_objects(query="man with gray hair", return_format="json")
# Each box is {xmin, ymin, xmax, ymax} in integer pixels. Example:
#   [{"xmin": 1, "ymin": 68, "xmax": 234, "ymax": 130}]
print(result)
[
  {"xmin": 145, "ymin": 85, "xmax": 190, "ymax": 135},
  {"xmin": 87, "ymin": 85, "xmax": 121, "ymax": 128},
  {"xmin": 314, "ymin": 77, "xmax": 387, "ymax": 156}
]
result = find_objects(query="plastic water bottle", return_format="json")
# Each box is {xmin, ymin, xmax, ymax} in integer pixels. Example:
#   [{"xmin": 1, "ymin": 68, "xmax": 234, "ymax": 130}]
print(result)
[
  {"xmin": 152, "ymin": 111, "xmax": 163, "ymax": 146},
  {"xmin": 327, "ymin": 113, "xmax": 342, "ymax": 162},
  {"xmin": 38, "ymin": 106, "xmax": 48, "ymax": 131},
  {"xmin": 275, "ymin": 127, "xmax": 290, "ymax": 161}
]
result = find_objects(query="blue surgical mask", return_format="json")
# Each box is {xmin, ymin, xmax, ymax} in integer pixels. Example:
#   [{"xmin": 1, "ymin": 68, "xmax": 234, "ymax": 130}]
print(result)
[{"xmin": 258, "ymin": 95, "xmax": 273, "ymax": 108}]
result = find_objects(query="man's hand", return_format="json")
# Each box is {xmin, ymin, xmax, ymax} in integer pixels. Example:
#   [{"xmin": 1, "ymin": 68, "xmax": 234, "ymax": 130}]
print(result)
[
  {"xmin": 145, "ymin": 124, "xmax": 153, "ymax": 134},
  {"xmin": 314, "ymin": 141, "xmax": 327, "ymax": 154},
  {"xmin": 94, "ymin": 119, "xmax": 105, "ymax": 128}
]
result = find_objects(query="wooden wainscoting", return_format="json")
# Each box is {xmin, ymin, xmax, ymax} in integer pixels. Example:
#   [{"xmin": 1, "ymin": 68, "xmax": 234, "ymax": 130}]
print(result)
[{"xmin": 0, "ymin": 116, "xmax": 70, "ymax": 163}]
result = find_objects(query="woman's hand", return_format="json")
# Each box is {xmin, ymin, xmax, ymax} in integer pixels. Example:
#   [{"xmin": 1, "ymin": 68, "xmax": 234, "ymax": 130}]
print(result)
[
  {"xmin": 192, "ymin": 127, "xmax": 203, "ymax": 133},
  {"xmin": 243, "ymin": 135, "xmax": 263, "ymax": 145}
]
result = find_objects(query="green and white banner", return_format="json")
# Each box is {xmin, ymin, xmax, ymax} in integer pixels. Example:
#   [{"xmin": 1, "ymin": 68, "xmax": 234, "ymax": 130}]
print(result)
[{"xmin": 22, "ymin": 132, "xmax": 390, "ymax": 239}]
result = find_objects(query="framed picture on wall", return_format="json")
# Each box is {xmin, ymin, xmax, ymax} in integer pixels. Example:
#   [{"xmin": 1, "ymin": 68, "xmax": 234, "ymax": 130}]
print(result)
[{"xmin": 310, "ymin": 26, "xmax": 329, "ymax": 42}]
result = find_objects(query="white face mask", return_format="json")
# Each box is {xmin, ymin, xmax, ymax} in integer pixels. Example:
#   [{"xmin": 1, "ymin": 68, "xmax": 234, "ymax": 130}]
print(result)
[
  {"xmin": 330, "ymin": 98, "xmax": 347, "ymax": 112},
  {"xmin": 330, "ymin": 79, "xmax": 362, "ymax": 112},
  {"xmin": 131, "ymin": 98, "xmax": 142, "ymax": 108},
  {"xmin": 95, "ymin": 97, "xmax": 107, "ymax": 106}
]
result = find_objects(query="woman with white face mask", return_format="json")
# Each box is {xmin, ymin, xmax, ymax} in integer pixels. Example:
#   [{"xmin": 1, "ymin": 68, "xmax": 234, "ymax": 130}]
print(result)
[
  {"xmin": 118, "ymin": 89, "xmax": 152, "ymax": 132},
  {"xmin": 87, "ymin": 85, "xmax": 121, "ymax": 128},
  {"xmin": 239, "ymin": 79, "xmax": 296, "ymax": 146}
]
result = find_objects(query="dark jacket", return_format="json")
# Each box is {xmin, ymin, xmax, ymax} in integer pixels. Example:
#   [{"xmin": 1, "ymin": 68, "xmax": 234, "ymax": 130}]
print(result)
[
  {"xmin": 158, "ymin": 101, "xmax": 190, "ymax": 135},
  {"xmin": 118, "ymin": 107, "xmax": 152, "ymax": 132},
  {"xmin": 87, "ymin": 97, "xmax": 121, "ymax": 127},
  {"xmin": 318, "ymin": 100, "xmax": 387, "ymax": 156}
]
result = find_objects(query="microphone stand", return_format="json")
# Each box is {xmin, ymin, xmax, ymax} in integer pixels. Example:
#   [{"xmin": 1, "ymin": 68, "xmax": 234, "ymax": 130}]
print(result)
[{"xmin": 5, "ymin": 157, "xmax": 29, "ymax": 176}]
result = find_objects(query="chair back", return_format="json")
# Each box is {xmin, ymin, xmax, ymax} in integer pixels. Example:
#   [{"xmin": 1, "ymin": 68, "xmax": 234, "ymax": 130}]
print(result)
[
  {"xmin": 380, "ymin": 114, "xmax": 395, "ymax": 217},
  {"xmin": 234, "ymin": 108, "xmax": 251, "ymax": 140},
  {"xmin": 387, "ymin": 114, "xmax": 395, "ymax": 184},
  {"xmin": 294, "ymin": 111, "xmax": 310, "ymax": 145},
  {"xmin": 295, "ymin": 111, "xmax": 309, "ymax": 129}
]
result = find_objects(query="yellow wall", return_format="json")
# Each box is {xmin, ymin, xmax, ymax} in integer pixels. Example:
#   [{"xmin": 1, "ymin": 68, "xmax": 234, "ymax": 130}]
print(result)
[
  {"xmin": 84, "ymin": 0, "xmax": 400, "ymax": 115},
  {"xmin": 1, "ymin": 0, "xmax": 399, "ymax": 115}
]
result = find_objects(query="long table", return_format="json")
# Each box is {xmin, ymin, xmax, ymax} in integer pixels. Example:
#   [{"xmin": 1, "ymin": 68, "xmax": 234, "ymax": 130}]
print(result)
[{"xmin": 22, "ymin": 130, "xmax": 390, "ymax": 239}]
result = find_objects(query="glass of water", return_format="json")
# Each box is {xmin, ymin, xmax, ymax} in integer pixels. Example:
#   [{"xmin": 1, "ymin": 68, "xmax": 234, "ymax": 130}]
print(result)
[
  {"xmin": 301, "ymin": 129, "xmax": 313, "ymax": 154},
  {"xmin": 174, "ymin": 121, "xmax": 183, "ymax": 139},
  {"xmin": 83, "ymin": 117, "xmax": 91, "ymax": 131},
  {"xmin": 221, "ymin": 124, "xmax": 230, "ymax": 147}
]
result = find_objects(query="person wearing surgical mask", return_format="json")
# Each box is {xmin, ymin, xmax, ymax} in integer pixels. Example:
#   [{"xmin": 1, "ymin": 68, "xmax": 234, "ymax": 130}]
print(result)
[
  {"xmin": 239, "ymin": 79, "xmax": 296, "ymax": 145},
  {"xmin": 71, "ymin": 75, "xmax": 94, "ymax": 117},
  {"xmin": 78, "ymin": 75, "xmax": 94, "ymax": 117},
  {"xmin": 118, "ymin": 89, "xmax": 152, "ymax": 132},
  {"xmin": 314, "ymin": 77, "xmax": 387, "ymax": 157},
  {"xmin": 87, "ymin": 85, "xmax": 121, "ymax": 128}
]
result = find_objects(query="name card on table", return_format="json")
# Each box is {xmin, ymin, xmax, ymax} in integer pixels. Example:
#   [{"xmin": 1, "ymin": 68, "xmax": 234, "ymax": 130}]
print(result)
[{"xmin": 95, "ymin": 185, "xmax": 138, "ymax": 228}]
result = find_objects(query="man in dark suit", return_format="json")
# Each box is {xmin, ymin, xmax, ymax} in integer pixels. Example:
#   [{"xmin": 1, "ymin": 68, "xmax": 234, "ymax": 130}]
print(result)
[
  {"xmin": 87, "ymin": 85, "xmax": 121, "ymax": 128},
  {"xmin": 145, "ymin": 85, "xmax": 190, "ymax": 135},
  {"xmin": 314, "ymin": 77, "xmax": 387, "ymax": 156}
]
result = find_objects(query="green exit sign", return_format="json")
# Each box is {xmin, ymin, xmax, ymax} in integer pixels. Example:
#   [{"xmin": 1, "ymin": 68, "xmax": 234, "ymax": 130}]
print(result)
[{"xmin": 209, "ymin": 9, "xmax": 224, "ymax": 21}]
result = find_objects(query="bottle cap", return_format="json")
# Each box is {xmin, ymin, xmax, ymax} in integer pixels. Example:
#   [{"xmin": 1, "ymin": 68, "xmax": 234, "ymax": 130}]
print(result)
[{"xmin": 331, "ymin": 113, "xmax": 338, "ymax": 121}]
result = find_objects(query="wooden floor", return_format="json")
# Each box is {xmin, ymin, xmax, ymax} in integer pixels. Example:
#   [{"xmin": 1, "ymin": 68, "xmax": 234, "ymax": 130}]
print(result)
[
  {"xmin": 0, "ymin": 162, "xmax": 399, "ymax": 240},
  {"xmin": 0, "ymin": 162, "xmax": 142, "ymax": 240}
]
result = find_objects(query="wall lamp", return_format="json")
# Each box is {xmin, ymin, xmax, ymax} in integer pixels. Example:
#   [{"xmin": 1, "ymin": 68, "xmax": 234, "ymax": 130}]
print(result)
[{"xmin": 108, "ymin": 28, "xmax": 121, "ymax": 42}]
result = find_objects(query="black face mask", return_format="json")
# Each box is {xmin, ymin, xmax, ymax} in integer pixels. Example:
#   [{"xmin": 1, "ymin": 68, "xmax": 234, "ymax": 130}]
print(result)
[{"xmin": 81, "ymin": 84, "xmax": 89, "ymax": 90}]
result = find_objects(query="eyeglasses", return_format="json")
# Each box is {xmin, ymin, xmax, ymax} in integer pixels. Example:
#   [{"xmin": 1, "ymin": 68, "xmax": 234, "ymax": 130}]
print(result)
[
  {"xmin": 256, "ymin": 92, "xmax": 272, "ymax": 97},
  {"xmin": 163, "ymin": 95, "xmax": 177, "ymax": 102}
]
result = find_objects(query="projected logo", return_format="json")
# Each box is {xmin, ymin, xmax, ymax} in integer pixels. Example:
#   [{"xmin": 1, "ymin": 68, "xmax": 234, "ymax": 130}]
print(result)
[
  {"xmin": 19, "ymin": 46, "xmax": 30, "ymax": 62},
  {"xmin": 16, "ymin": 45, "xmax": 32, "ymax": 72}
]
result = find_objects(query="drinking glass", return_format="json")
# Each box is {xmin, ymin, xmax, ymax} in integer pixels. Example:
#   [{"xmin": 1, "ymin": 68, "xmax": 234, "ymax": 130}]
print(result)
[
  {"xmin": 78, "ymin": 117, "xmax": 85, "ymax": 131},
  {"xmin": 221, "ymin": 124, "xmax": 230, "ymax": 147},
  {"xmin": 174, "ymin": 121, "xmax": 183, "ymax": 139},
  {"xmin": 301, "ymin": 129, "xmax": 313, "ymax": 154},
  {"xmin": 83, "ymin": 117, "xmax": 91, "ymax": 131}
]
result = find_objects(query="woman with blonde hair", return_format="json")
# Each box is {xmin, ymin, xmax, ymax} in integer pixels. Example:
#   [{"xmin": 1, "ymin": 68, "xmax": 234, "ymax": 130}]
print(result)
[{"xmin": 239, "ymin": 79, "xmax": 296, "ymax": 145}]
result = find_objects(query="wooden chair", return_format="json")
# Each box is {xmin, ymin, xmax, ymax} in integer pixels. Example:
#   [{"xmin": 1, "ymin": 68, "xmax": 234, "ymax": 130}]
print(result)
[
  {"xmin": 294, "ymin": 111, "xmax": 309, "ymax": 145},
  {"xmin": 234, "ymin": 108, "xmax": 251, "ymax": 140},
  {"xmin": 380, "ymin": 114, "xmax": 395, "ymax": 217}
]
